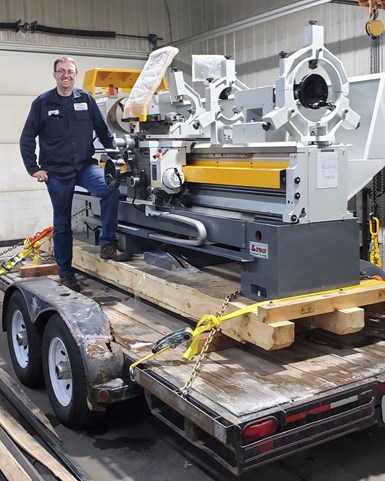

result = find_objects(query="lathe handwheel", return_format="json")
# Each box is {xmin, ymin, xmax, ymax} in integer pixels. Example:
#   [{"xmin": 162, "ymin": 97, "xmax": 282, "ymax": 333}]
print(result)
[{"xmin": 104, "ymin": 158, "xmax": 121, "ymax": 190}]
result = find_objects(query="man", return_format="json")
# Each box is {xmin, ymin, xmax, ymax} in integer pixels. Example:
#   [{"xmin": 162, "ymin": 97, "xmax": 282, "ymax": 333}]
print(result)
[{"xmin": 20, "ymin": 56, "xmax": 130, "ymax": 292}]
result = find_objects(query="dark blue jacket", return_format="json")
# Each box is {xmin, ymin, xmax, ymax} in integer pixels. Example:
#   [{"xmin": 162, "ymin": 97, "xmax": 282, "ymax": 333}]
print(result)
[{"xmin": 20, "ymin": 87, "xmax": 119, "ymax": 178}]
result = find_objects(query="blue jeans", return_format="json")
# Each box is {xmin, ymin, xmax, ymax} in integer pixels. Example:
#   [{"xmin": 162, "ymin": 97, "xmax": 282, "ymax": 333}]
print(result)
[{"xmin": 46, "ymin": 164, "xmax": 120, "ymax": 277}]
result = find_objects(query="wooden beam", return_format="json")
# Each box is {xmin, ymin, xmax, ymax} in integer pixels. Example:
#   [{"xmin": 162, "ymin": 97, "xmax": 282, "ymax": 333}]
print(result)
[
  {"xmin": 19, "ymin": 263, "xmax": 58, "ymax": 278},
  {"xmin": 0, "ymin": 367, "xmax": 60, "ymax": 442},
  {"xmin": 0, "ymin": 438, "xmax": 32, "ymax": 481},
  {"xmin": 0, "ymin": 428, "xmax": 46, "ymax": 481},
  {"xmin": 71, "ymin": 242, "xmax": 385, "ymax": 350},
  {"xmin": 0, "ymin": 405, "xmax": 78, "ymax": 481},
  {"xmin": 300, "ymin": 307, "xmax": 365, "ymax": 335},
  {"xmin": 72, "ymin": 243, "xmax": 295, "ymax": 350},
  {"xmin": 255, "ymin": 282, "xmax": 385, "ymax": 324},
  {"xmin": 220, "ymin": 316, "xmax": 295, "ymax": 350}
]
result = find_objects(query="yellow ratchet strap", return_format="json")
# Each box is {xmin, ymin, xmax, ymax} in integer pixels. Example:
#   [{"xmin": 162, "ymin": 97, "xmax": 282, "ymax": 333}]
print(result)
[
  {"xmin": 0, "ymin": 227, "xmax": 53, "ymax": 275},
  {"xmin": 183, "ymin": 307, "xmax": 264, "ymax": 360},
  {"xmin": 129, "ymin": 346, "xmax": 171, "ymax": 380}
]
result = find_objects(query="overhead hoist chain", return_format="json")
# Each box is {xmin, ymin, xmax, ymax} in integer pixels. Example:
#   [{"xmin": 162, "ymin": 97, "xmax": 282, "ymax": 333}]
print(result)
[
  {"xmin": 368, "ymin": 3, "xmax": 384, "ymax": 267},
  {"xmin": 363, "ymin": 0, "xmax": 385, "ymax": 39}
]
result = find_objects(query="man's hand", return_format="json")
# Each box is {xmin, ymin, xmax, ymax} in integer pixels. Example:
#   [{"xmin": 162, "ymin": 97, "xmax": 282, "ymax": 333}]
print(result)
[{"xmin": 32, "ymin": 170, "xmax": 48, "ymax": 183}]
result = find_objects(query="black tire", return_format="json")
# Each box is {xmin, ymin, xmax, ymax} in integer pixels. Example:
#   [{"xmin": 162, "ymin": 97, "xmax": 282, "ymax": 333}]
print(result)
[
  {"xmin": 6, "ymin": 290, "xmax": 44, "ymax": 387},
  {"xmin": 42, "ymin": 314, "xmax": 104, "ymax": 430}
]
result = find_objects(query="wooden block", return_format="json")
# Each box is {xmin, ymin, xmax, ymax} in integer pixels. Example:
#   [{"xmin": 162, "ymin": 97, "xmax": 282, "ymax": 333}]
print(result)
[
  {"xmin": 300, "ymin": 307, "xmax": 365, "ymax": 335},
  {"xmin": 19, "ymin": 263, "xmax": 58, "ymax": 278},
  {"xmin": 221, "ymin": 318, "xmax": 295, "ymax": 350}
]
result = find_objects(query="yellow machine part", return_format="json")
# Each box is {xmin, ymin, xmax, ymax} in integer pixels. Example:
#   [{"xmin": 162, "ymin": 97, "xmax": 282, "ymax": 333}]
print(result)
[
  {"xmin": 366, "ymin": 18, "xmax": 385, "ymax": 36},
  {"xmin": 182, "ymin": 159, "xmax": 289, "ymax": 189},
  {"xmin": 83, "ymin": 68, "xmax": 168, "ymax": 97}
]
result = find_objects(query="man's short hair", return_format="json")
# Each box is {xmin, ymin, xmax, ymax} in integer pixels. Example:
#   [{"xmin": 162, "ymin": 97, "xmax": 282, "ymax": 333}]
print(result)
[{"xmin": 53, "ymin": 56, "xmax": 78, "ymax": 73}]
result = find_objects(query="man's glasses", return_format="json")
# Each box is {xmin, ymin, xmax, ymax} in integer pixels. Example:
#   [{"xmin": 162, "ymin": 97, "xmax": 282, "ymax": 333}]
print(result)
[{"xmin": 55, "ymin": 68, "xmax": 77, "ymax": 77}]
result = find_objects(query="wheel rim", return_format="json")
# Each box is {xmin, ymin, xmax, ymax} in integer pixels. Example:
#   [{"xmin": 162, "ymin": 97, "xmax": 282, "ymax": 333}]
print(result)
[
  {"xmin": 11, "ymin": 309, "xmax": 28, "ymax": 368},
  {"xmin": 48, "ymin": 336, "xmax": 73, "ymax": 407}
]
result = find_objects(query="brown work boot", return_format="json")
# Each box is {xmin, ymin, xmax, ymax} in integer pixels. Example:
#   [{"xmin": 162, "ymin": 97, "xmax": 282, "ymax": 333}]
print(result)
[
  {"xmin": 59, "ymin": 274, "xmax": 80, "ymax": 292},
  {"xmin": 100, "ymin": 244, "xmax": 132, "ymax": 262}
]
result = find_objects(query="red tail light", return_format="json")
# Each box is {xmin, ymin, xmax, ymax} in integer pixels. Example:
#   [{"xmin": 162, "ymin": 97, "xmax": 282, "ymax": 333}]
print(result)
[
  {"xmin": 97, "ymin": 389, "xmax": 110, "ymax": 402},
  {"xmin": 378, "ymin": 381, "xmax": 385, "ymax": 396},
  {"xmin": 243, "ymin": 417, "xmax": 277, "ymax": 441}
]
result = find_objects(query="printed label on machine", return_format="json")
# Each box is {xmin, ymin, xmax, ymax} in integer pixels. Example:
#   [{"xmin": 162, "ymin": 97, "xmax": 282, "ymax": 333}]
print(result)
[
  {"xmin": 317, "ymin": 151, "xmax": 338, "ymax": 189},
  {"xmin": 249, "ymin": 241, "xmax": 269, "ymax": 259}
]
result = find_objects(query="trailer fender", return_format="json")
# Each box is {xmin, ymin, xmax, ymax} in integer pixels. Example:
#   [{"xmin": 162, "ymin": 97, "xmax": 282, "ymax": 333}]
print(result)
[{"xmin": 2, "ymin": 277, "xmax": 124, "ymax": 390}]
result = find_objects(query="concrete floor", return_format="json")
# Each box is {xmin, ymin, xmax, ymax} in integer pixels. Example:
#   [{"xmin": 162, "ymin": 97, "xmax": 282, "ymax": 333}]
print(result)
[{"xmin": 2, "ymin": 290, "xmax": 385, "ymax": 481}]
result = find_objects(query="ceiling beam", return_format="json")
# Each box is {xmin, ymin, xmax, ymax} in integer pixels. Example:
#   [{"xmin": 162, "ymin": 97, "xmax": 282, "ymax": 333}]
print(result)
[{"xmin": 172, "ymin": 0, "xmax": 332, "ymax": 48}]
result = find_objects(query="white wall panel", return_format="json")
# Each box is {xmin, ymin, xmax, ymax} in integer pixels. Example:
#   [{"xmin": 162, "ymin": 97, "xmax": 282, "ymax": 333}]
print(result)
[
  {"xmin": 171, "ymin": 3, "xmax": 382, "ymax": 89},
  {"xmin": 0, "ymin": 191, "xmax": 52, "ymax": 241},
  {"xmin": 0, "ymin": 97, "xmax": 32, "ymax": 143},
  {"xmin": 0, "ymin": 145, "xmax": 46, "ymax": 194}
]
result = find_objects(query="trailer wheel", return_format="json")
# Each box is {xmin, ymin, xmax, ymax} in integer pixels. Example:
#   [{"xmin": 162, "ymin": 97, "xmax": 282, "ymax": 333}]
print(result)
[
  {"xmin": 42, "ymin": 314, "xmax": 104, "ymax": 430},
  {"xmin": 6, "ymin": 290, "xmax": 44, "ymax": 387}
]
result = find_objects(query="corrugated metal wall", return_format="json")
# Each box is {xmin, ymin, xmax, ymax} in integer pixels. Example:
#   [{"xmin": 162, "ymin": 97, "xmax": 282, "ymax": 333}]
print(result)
[
  {"xmin": 167, "ymin": 1, "xmax": 380, "ymax": 87},
  {"xmin": 0, "ymin": 1, "xmax": 380, "ymax": 89}
]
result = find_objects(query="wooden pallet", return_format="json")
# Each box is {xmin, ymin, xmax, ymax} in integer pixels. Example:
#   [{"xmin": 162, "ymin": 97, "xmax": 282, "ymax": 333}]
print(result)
[{"xmin": 71, "ymin": 241, "xmax": 385, "ymax": 351}]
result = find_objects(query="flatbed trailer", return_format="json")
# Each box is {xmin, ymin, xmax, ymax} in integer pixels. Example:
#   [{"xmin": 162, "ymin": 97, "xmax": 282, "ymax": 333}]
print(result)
[{"xmin": 2, "ymin": 244, "xmax": 385, "ymax": 475}]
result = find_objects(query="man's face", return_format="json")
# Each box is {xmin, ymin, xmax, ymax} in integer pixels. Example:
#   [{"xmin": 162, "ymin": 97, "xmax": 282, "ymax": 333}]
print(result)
[{"xmin": 53, "ymin": 61, "xmax": 77, "ymax": 91}]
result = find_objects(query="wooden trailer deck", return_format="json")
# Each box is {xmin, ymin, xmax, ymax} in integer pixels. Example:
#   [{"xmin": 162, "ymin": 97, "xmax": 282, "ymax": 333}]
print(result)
[
  {"xmin": 82, "ymin": 276, "xmax": 385, "ymax": 423},
  {"xmin": 3, "ymin": 240, "xmax": 385, "ymax": 423},
  {"xmin": 2, "ymin": 243, "xmax": 385, "ymax": 473},
  {"xmin": 68, "ymin": 240, "xmax": 385, "ymax": 424}
]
